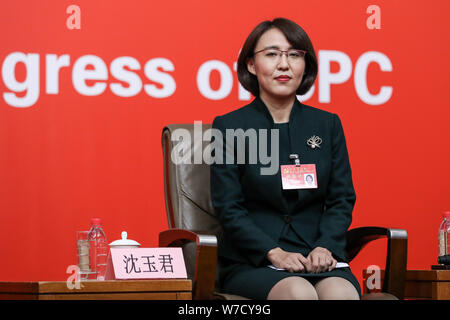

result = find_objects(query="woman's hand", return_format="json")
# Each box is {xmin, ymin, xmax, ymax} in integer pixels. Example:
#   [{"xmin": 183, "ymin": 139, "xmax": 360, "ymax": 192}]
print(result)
[
  {"xmin": 306, "ymin": 247, "xmax": 337, "ymax": 273},
  {"xmin": 267, "ymin": 247, "xmax": 311, "ymax": 273}
]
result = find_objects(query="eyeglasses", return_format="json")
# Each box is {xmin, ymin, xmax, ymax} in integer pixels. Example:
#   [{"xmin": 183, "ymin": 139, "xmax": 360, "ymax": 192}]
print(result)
[{"xmin": 253, "ymin": 48, "xmax": 306, "ymax": 62}]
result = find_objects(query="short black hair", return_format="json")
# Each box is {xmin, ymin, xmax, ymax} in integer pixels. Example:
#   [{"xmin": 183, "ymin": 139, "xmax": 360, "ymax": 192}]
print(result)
[{"xmin": 237, "ymin": 18, "xmax": 318, "ymax": 96}]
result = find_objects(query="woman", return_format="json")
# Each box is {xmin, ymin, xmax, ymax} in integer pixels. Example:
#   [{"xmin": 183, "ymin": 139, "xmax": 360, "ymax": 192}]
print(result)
[{"xmin": 210, "ymin": 18, "xmax": 360, "ymax": 300}]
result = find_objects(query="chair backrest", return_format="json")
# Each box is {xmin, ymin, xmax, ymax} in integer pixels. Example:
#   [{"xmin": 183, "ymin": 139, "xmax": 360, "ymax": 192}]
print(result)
[{"xmin": 161, "ymin": 124, "xmax": 222, "ymax": 237}]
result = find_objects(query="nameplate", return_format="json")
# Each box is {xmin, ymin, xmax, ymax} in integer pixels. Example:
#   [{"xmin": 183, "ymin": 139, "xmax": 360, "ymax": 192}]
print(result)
[{"xmin": 105, "ymin": 247, "xmax": 187, "ymax": 280}]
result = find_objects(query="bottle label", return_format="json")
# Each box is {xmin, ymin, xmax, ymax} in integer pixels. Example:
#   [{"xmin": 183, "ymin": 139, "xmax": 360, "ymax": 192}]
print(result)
[{"xmin": 439, "ymin": 230, "xmax": 448, "ymax": 256}]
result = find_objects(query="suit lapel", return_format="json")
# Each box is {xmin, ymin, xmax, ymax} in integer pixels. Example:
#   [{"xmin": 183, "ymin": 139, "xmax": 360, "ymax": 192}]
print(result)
[
  {"xmin": 288, "ymin": 100, "xmax": 317, "ymax": 205},
  {"xmin": 252, "ymin": 98, "xmax": 290, "ymax": 214}
]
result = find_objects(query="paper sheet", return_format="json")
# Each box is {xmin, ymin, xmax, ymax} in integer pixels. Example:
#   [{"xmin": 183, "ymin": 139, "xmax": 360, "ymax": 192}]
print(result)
[{"xmin": 268, "ymin": 262, "xmax": 349, "ymax": 271}]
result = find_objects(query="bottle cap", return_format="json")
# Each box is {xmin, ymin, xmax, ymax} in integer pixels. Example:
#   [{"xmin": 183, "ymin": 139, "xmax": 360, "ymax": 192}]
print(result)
[
  {"xmin": 109, "ymin": 231, "xmax": 141, "ymax": 248},
  {"xmin": 444, "ymin": 212, "xmax": 450, "ymax": 219},
  {"xmin": 91, "ymin": 218, "xmax": 102, "ymax": 225}
]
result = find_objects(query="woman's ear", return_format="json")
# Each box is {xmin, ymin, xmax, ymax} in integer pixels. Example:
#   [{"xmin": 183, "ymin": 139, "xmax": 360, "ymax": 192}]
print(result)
[{"xmin": 247, "ymin": 58, "xmax": 256, "ymax": 76}]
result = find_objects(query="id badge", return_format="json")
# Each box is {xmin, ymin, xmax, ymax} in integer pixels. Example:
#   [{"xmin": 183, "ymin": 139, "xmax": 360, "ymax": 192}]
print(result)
[{"xmin": 281, "ymin": 164, "xmax": 318, "ymax": 190}]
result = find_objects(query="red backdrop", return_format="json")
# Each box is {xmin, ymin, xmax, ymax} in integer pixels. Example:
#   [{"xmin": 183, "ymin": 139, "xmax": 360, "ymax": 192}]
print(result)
[{"xmin": 1, "ymin": 0, "xmax": 449, "ymax": 289}]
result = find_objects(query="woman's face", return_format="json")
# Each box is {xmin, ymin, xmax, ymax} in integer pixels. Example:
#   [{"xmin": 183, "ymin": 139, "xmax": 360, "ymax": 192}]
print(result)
[{"xmin": 247, "ymin": 28, "xmax": 305, "ymax": 103}]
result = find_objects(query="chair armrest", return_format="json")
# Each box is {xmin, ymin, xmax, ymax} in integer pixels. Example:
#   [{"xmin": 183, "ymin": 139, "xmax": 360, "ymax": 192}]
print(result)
[
  {"xmin": 346, "ymin": 227, "xmax": 408, "ymax": 299},
  {"xmin": 159, "ymin": 229, "xmax": 217, "ymax": 300}
]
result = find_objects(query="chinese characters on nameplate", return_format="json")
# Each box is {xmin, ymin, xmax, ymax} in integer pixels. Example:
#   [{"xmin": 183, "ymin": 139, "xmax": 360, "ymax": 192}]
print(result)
[{"xmin": 105, "ymin": 248, "xmax": 187, "ymax": 280}]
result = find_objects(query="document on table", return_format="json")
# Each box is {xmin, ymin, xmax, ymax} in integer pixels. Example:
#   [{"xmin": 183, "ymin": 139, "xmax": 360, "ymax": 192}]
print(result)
[{"xmin": 268, "ymin": 262, "xmax": 349, "ymax": 271}]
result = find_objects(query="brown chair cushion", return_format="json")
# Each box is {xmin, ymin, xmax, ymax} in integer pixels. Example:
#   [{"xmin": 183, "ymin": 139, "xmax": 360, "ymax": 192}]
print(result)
[
  {"xmin": 212, "ymin": 292, "xmax": 251, "ymax": 300},
  {"xmin": 361, "ymin": 292, "xmax": 398, "ymax": 300}
]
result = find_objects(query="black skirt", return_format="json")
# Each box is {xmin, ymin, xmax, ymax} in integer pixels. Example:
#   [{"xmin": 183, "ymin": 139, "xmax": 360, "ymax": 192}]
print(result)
[
  {"xmin": 219, "ymin": 262, "xmax": 361, "ymax": 300},
  {"xmin": 218, "ymin": 224, "xmax": 362, "ymax": 300}
]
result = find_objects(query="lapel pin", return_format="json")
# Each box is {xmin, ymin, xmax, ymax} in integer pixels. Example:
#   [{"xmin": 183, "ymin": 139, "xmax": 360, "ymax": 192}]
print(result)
[{"xmin": 307, "ymin": 135, "xmax": 322, "ymax": 149}]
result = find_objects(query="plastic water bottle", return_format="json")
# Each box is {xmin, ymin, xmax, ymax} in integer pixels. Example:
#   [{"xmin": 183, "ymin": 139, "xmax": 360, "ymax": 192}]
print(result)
[
  {"xmin": 87, "ymin": 218, "xmax": 108, "ymax": 280},
  {"xmin": 438, "ymin": 212, "xmax": 450, "ymax": 259}
]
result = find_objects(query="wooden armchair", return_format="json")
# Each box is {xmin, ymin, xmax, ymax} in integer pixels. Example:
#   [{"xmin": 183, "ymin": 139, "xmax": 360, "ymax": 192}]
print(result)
[{"xmin": 159, "ymin": 124, "xmax": 408, "ymax": 300}]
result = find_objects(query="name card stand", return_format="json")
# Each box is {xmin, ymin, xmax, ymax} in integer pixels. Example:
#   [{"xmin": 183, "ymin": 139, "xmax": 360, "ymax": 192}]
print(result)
[{"xmin": 105, "ymin": 247, "xmax": 187, "ymax": 280}]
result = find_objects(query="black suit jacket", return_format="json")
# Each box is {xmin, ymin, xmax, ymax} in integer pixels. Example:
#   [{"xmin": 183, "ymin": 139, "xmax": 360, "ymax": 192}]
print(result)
[{"xmin": 210, "ymin": 97, "xmax": 356, "ymax": 267}]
